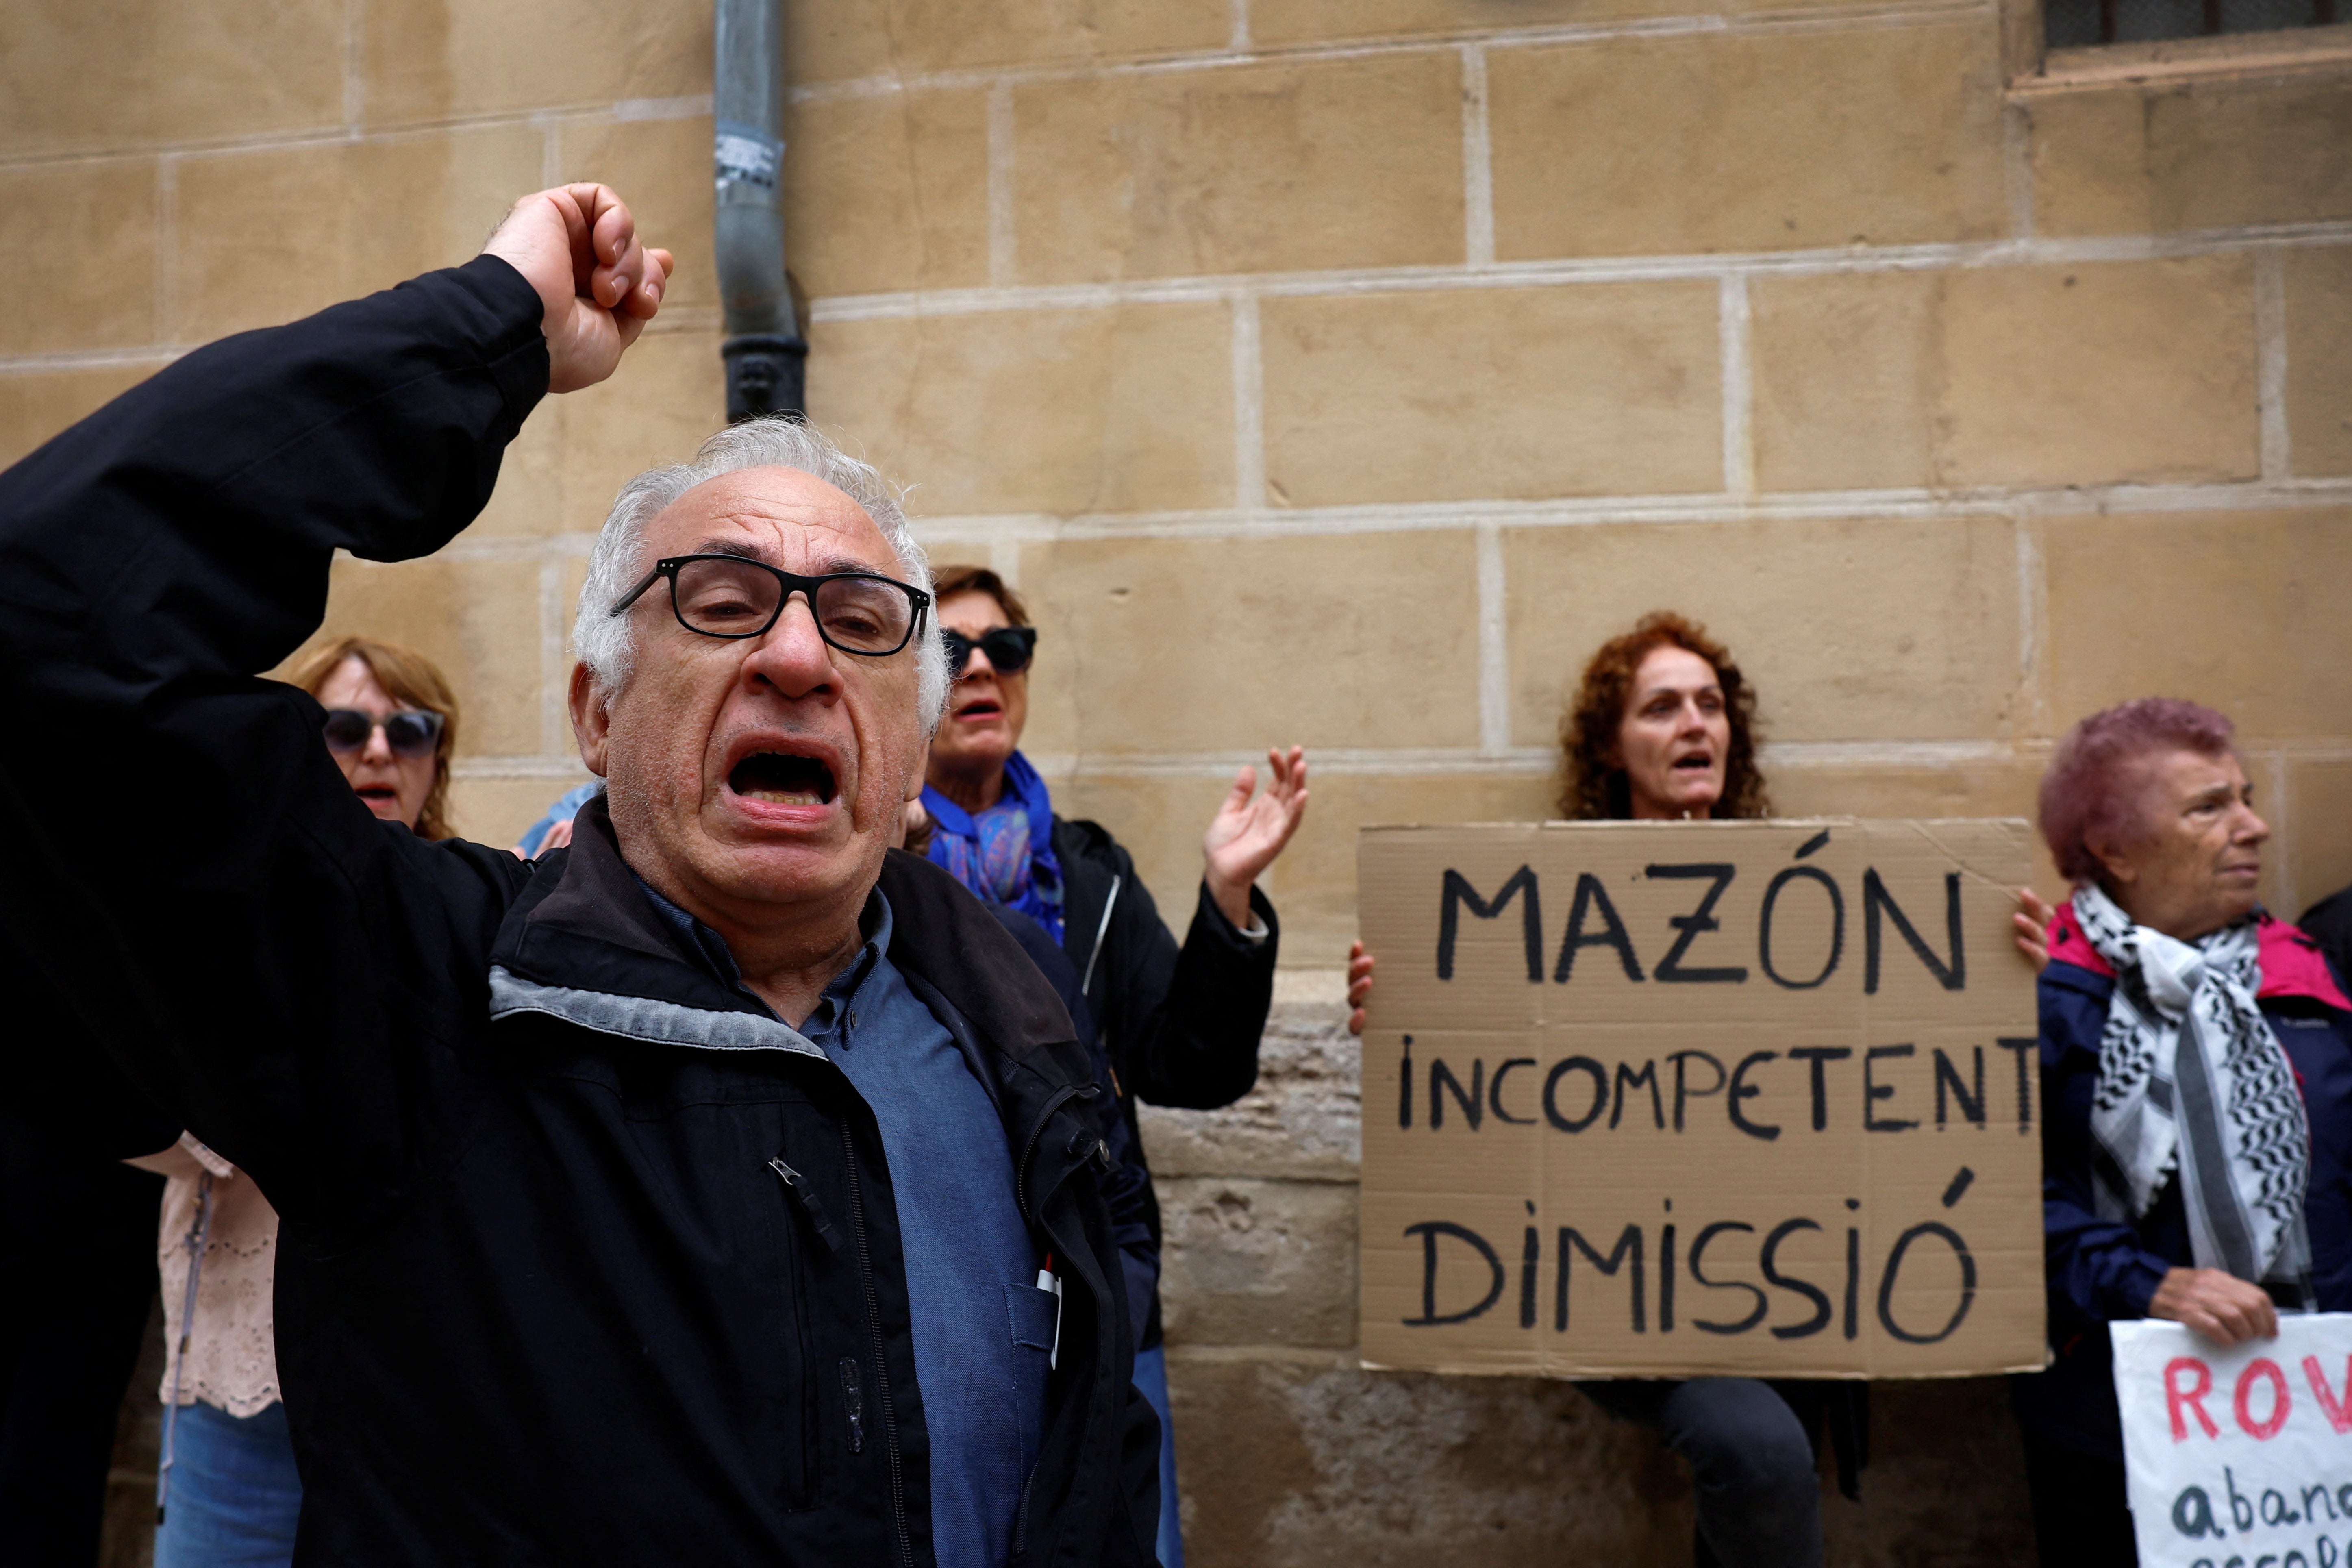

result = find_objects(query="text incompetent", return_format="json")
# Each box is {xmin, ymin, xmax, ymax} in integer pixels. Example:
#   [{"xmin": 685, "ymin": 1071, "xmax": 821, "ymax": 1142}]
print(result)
[
  {"xmin": 2113, "ymin": 1315, "xmax": 2352, "ymax": 1568},
  {"xmin": 1356, "ymin": 819, "xmax": 2046, "ymax": 1381}
]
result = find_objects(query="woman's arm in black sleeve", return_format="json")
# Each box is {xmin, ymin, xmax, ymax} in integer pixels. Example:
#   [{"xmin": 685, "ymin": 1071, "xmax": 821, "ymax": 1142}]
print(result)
[
  {"xmin": 1095, "ymin": 858, "xmax": 1279, "ymax": 1113},
  {"xmin": 0, "ymin": 257, "xmax": 548, "ymax": 1216}
]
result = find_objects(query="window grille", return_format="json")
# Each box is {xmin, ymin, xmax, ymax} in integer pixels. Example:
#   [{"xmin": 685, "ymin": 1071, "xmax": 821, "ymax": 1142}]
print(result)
[{"xmin": 2046, "ymin": 0, "xmax": 2337, "ymax": 47}]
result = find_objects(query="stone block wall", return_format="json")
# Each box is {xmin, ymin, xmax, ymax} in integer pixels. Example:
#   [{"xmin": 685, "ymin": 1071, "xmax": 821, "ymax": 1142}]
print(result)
[{"xmin": 4, "ymin": 0, "xmax": 2349, "ymax": 1563}]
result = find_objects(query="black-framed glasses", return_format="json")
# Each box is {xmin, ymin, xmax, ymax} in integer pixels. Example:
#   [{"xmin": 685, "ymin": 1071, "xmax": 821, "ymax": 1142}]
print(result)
[
  {"xmin": 943, "ymin": 625, "xmax": 1038, "ymax": 680},
  {"xmin": 609, "ymin": 555, "xmax": 932, "ymax": 657},
  {"xmin": 322, "ymin": 708, "xmax": 444, "ymax": 759}
]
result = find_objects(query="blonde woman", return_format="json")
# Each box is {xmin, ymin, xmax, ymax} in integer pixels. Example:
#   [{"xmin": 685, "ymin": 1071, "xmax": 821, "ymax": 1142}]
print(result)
[{"xmin": 133, "ymin": 636, "xmax": 458, "ymax": 1566}]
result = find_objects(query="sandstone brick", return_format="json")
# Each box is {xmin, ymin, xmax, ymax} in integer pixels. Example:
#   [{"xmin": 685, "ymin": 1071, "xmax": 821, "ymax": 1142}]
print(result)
[
  {"xmin": 305, "ymin": 557, "xmax": 546, "ymax": 757},
  {"xmin": 0, "ymin": 163, "xmax": 157, "ymax": 354},
  {"xmin": 2021, "ymin": 93, "xmax": 2148, "ymax": 237},
  {"xmin": 1256, "ymin": 770, "xmax": 1557, "ymax": 961},
  {"xmin": 782, "ymin": 89, "xmax": 990, "ymax": 298},
  {"xmin": 550, "ymin": 330, "xmax": 730, "ymax": 538},
  {"xmin": 449, "ymin": 773, "xmax": 596, "ymax": 850},
  {"xmin": 1139, "ymin": 1001, "xmax": 1363, "ymax": 1181},
  {"xmin": 2042, "ymin": 507, "xmax": 2352, "ymax": 743},
  {"xmin": 1157, "ymin": 1177, "xmax": 1359, "ymax": 1348},
  {"xmin": 1016, "ymin": 531, "xmax": 1482, "ymax": 755},
  {"xmin": 1251, "ymin": 0, "xmax": 1852, "ymax": 46},
  {"xmin": 0, "ymin": 0, "xmax": 341, "ymax": 155},
  {"xmin": 806, "ymin": 305, "xmax": 1232, "ymax": 515},
  {"xmin": 1165, "ymin": 1347, "xmax": 1688, "ymax": 1566},
  {"xmin": 1500, "ymin": 515, "xmax": 2026, "ymax": 748},
  {"xmin": 1260, "ymin": 284, "xmax": 1722, "ymax": 507},
  {"xmin": 0, "ymin": 364, "xmax": 157, "ymax": 469},
  {"xmin": 788, "ymin": 0, "xmax": 1227, "ymax": 83},
  {"xmin": 2288, "ymin": 760, "xmax": 2352, "ymax": 924},
  {"xmin": 2032, "ymin": 74, "xmax": 2352, "ymax": 238},
  {"xmin": 1489, "ymin": 24, "xmax": 2006, "ymax": 260},
  {"xmin": 2287, "ymin": 246, "xmax": 2352, "ymax": 478},
  {"xmin": 1166, "ymin": 1325, "xmax": 2032, "ymax": 1567},
  {"xmin": 1752, "ymin": 258, "xmax": 2259, "ymax": 491},
  {"xmin": 174, "ymin": 127, "xmax": 545, "ymax": 342},
  {"xmin": 417, "ymin": 322, "xmax": 722, "ymax": 547},
  {"xmin": 1035, "ymin": 770, "xmax": 1229, "ymax": 938},
  {"xmin": 1817, "ymin": 1379, "xmax": 2035, "ymax": 1565},
  {"xmin": 1038, "ymin": 764, "xmax": 1542, "ymax": 987},
  {"xmin": 363, "ymin": 0, "xmax": 708, "ymax": 126},
  {"xmin": 561, "ymin": 116, "xmax": 717, "ymax": 310},
  {"xmin": 1010, "ymin": 53, "xmax": 1463, "ymax": 284}
]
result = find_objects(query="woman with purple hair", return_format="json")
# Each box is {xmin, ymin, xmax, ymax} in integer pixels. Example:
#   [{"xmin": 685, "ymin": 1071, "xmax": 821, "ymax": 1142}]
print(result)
[{"xmin": 2017, "ymin": 697, "xmax": 2352, "ymax": 1566}]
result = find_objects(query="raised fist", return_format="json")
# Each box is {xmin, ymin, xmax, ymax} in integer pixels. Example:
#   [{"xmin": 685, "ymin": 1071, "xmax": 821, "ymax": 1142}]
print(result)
[{"xmin": 482, "ymin": 184, "xmax": 673, "ymax": 394}]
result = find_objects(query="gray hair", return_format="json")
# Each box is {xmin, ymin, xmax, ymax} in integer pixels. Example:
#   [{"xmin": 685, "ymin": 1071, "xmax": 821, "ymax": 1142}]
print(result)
[{"xmin": 572, "ymin": 418, "xmax": 948, "ymax": 730}]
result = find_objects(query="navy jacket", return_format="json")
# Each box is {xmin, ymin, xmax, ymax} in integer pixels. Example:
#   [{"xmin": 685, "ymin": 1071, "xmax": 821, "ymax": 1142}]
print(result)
[{"xmin": 2015, "ymin": 905, "xmax": 2352, "ymax": 1460}]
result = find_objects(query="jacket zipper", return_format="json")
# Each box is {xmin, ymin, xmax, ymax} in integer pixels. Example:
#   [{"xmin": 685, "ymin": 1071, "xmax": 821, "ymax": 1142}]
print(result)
[
  {"xmin": 767, "ymin": 1157, "xmax": 845, "ymax": 1254},
  {"xmin": 1013, "ymin": 1457, "xmax": 1039, "ymax": 1558},
  {"xmin": 1010, "ymin": 1081, "xmax": 1118, "ymax": 1560},
  {"xmin": 842, "ymin": 1119, "xmax": 916, "ymax": 1568},
  {"xmin": 839, "ymin": 1358, "xmax": 864, "ymax": 1455}
]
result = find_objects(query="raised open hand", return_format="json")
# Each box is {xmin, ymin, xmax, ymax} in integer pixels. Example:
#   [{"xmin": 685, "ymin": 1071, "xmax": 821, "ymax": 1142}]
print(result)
[
  {"xmin": 1202, "ymin": 747, "xmax": 1309, "ymax": 929},
  {"xmin": 481, "ymin": 184, "xmax": 672, "ymax": 394}
]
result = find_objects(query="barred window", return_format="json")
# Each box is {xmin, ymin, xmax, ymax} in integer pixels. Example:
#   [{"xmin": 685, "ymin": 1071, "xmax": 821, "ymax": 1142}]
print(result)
[
  {"xmin": 2046, "ymin": 0, "xmax": 2336, "ymax": 47},
  {"xmin": 2006, "ymin": 0, "xmax": 2352, "ymax": 89}
]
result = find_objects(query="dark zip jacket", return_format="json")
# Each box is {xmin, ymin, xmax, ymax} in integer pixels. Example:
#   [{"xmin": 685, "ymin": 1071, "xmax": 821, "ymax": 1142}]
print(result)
[
  {"xmin": 1053, "ymin": 818, "xmax": 1279, "ymax": 1347},
  {"xmin": 0, "ymin": 256, "xmax": 1158, "ymax": 1566}
]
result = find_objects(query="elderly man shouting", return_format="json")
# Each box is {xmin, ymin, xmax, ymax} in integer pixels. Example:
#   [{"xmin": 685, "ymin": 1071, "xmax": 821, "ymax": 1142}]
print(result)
[{"xmin": 0, "ymin": 186, "xmax": 1156, "ymax": 1566}]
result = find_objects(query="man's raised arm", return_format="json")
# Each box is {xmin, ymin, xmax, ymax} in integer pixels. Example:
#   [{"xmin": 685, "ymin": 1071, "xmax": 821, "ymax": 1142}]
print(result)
[{"xmin": 0, "ymin": 186, "xmax": 667, "ymax": 1211}]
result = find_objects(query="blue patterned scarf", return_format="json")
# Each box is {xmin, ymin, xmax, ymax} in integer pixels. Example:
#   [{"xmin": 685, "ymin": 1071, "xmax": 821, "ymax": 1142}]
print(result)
[{"xmin": 922, "ymin": 750, "xmax": 1064, "ymax": 942}]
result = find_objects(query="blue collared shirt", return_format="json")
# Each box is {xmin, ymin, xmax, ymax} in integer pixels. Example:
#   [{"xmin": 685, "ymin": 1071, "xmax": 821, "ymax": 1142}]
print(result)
[{"xmin": 637, "ymin": 878, "xmax": 1048, "ymax": 1568}]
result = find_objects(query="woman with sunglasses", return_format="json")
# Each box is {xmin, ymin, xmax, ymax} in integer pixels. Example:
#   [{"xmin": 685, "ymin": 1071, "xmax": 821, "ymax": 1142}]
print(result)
[
  {"xmin": 921, "ymin": 565, "xmax": 1308, "ymax": 1568},
  {"xmin": 129, "ymin": 635, "xmax": 457, "ymax": 1568}
]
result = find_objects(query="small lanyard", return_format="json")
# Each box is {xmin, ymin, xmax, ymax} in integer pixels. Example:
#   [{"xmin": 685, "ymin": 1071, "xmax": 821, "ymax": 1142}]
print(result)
[{"xmin": 156, "ymin": 1171, "xmax": 216, "ymax": 1526}]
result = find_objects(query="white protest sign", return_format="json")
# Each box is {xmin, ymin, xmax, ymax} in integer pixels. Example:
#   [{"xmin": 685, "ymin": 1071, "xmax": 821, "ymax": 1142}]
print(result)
[{"xmin": 2114, "ymin": 1314, "xmax": 2352, "ymax": 1568}]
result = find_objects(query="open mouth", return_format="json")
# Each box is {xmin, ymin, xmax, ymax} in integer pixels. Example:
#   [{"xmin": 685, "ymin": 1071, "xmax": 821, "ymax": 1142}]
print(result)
[
  {"xmin": 1672, "ymin": 754, "xmax": 1715, "ymax": 774},
  {"xmin": 355, "ymin": 785, "xmax": 399, "ymax": 805},
  {"xmin": 957, "ymin": 698, "xmax": 1003, "ymax": 720},
  {"xmin": 728, "ymin": 751, "xmax": 837, "ymax": 807}
]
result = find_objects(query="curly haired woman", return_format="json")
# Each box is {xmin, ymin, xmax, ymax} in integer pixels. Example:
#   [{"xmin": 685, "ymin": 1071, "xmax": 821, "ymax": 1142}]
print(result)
[{"xmin": 1347, "ymin": 611, "xmax": 2049, "ymax": 1568}]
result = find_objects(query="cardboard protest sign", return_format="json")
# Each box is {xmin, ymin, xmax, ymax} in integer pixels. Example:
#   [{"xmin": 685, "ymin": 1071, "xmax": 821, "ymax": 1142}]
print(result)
[
  {"xmin": 2114, "ymin": 1314, "xmax": 2352, "ymax": 1568},
  {"xmin": 1357, "ymin": 819, "xmax": 2045, "ymax": 1380}
]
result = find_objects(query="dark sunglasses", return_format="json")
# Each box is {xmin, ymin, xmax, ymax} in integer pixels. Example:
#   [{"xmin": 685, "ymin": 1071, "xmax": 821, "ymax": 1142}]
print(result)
[
  {"xmin": 322, "ymin": 708, "xmax": 445, "ymax": 759},
  {"xmin": 943, "ymin": 625, "xmax": 1038, "ymax": 680}
]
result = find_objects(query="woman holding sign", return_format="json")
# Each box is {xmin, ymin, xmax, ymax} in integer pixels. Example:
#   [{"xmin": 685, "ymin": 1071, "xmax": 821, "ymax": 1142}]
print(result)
[
  {"xmin": 2017, "ymin": 698, "xmax": 2352, "ymax": 1566},
  {"xmin": 1347, "ymin": 611, "xmax": 2053, "ymax": 1568}
]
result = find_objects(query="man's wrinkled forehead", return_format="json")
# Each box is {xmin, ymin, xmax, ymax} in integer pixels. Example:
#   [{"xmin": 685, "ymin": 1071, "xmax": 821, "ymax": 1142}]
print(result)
[{"xmin": 645, "ymin": 465, "xmax": 896, "ymax": 572}]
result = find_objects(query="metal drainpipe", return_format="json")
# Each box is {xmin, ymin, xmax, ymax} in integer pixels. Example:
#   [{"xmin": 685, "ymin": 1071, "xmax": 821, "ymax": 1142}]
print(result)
[{"xmin": 714, "ymin": 0, "xmax": 805, "ymax": 422}]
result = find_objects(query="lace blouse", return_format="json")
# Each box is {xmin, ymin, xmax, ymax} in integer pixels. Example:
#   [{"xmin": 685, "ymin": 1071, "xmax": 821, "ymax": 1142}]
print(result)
[{"xmin": 127, "ymin": 1133, "xmax": 283, "ymax": 1416}]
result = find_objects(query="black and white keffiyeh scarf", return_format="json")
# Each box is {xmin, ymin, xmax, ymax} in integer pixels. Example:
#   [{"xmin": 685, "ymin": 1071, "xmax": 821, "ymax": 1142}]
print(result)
[{"xmin": 2076, "ymin": 883, "xmax": 2312, "ymax": 1293}]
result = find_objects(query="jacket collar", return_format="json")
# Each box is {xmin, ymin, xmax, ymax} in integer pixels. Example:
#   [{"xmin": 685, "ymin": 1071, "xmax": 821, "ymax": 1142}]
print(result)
[
  {"xmin": 2046, "ymin": 899, "xmax": 2352, "ymax": 1011},
  {"xmin": 485, "ymin": 793, "xmax": 824, "ymax": 1058},
  {"xmin": 482, "ymin": 798, "xmax": 1096, "ymax": 1121}
]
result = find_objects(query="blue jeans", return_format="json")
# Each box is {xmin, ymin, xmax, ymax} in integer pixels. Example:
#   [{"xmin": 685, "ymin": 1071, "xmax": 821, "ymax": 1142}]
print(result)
[
  {"xmin": 155, "ymin": 1400, "xmax": 301, "ymax": 1568},
  {"xmin": 1133, "ymin": 1346, "xmax": 1184, "ymax": 1568},
  {"xmin": 1578, "ymin": 1377, "xmax": 1822, "ymax": 1568}
]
